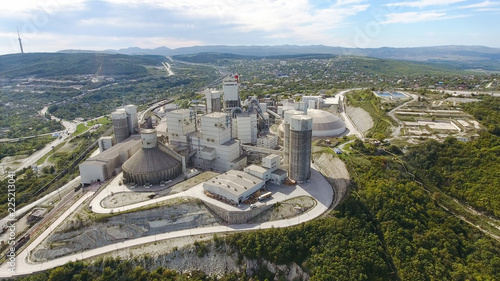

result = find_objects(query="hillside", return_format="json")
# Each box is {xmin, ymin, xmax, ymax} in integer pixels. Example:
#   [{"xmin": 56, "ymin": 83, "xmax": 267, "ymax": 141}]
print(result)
[
  {"xmin": 0, "ymin": 53, "xmax": 164, "ymax": 78},
  {"xmin": 62, "ymin": 45, "xmax": 500, "ymax": 72}
]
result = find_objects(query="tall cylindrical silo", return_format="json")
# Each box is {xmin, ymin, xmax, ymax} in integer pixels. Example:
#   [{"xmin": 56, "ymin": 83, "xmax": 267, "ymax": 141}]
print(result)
[
  {"xmin": 289, "ymin": 114, "xmax": 312, "ymax": 183},
  {"xmin": 124, "ymin": 104, "xmax": 139, "ymax": 135},
  {"xmin": 283, "ymin": 110, "xmax": 304, "ymax": 165},
  {"xmin": 112, "ymin": 110, "xmax": 130, "ymax": 143}
]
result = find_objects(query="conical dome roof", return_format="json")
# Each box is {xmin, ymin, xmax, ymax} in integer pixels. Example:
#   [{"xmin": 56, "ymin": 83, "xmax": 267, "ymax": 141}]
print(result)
[
  {"xmin": 122, "ymin": 129, "xmax": 182, "ymax": 185},
  {"xmin": 122, "ymin": 146, "xmax": 181, "ymax": 175}
]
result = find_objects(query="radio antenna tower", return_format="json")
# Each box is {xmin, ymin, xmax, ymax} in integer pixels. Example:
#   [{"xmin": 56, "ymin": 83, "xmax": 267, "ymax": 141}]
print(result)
[{"xmin": 17, "ymin": 29, "xmax": 24, "ymax": 54}]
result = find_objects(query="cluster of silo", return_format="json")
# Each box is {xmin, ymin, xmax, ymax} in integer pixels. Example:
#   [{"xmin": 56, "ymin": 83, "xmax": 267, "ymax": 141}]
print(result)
[
  {"xmin": 282, "ymin": 110, "xmax": 313, "ymax": 183},
  {"xmin": 111, "ymin": 105, "xmax": 139, "ymax": 143}
]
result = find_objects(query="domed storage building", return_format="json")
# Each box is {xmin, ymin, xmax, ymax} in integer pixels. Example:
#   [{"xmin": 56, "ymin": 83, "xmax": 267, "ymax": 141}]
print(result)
[
  {"xmin": 278, "ymin": 109, "xmax": 346, "ymax": 138},
  {"xmin": 306, "ymin": 109, "xmax": 346, "ymax": 137},
  {"xmin": 122, "ymin": 129, "xmax": 182, "ymax": 185}
]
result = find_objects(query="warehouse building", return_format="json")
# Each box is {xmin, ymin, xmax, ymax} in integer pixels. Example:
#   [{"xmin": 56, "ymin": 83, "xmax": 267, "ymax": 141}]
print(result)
[
  {"xmin": 79, "ymin": 135, "xmax": 142, "ymax": 185},
  {"xmin": 203, "ymin": 170, "xmax": 264, "ymax": 204}
]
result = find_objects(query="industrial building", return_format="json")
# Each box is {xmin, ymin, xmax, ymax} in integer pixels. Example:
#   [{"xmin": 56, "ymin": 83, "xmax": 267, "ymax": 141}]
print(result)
[
  {"xmin": 203, "ymin": 170, "xmax": 264, "ymax": 204},
  {"xmin": 79, "ymin": 74, "xmax": 318, "ymax": 198},
  {"xmin": 79, "ymin": 135, "xmax": 142, "ymax": 185},
  {"xmin": 306, "ymin": 109, "xmax": 346, "ymax": 137},
  {"xmin": 223, "ymin": 76, "xmax": 240, "ymax": 110},
  {"xmin": 98, "ymin": 136, "xmax": 113, "ymax": 153},
  {"xmin": 244, "ymin": 154, "xmax": 287, "ymax": 184},
  {"xmin": 204, "ymin": 89, "xmax": 222, "ymax": 113},
  {"xmin": 122, "ymin": 129, "xmax": 182, "ymax": 186},
  {"xmin": 278, "ymin": 109, "xmax": 346, "ymax": 138},
  {"xmin": 188, "ymin": 112, "xmax": 247, "ymax": 172},
  {"xmin": 256, "ymin": 134, "xmax": 278, "ymax": 149},
  {"xmin": 236, "ymin": 114, "xmax": 258, "ymax": 144},
  {"xmin": 165, "ymin": 109, "xmax": 196, "ymax": 146}
]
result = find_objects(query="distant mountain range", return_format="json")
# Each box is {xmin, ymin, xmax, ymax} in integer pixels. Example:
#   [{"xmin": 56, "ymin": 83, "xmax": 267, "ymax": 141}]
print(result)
[{"xmin": 58, "ymin": 45, "xmax": 500, "ymax": 72}]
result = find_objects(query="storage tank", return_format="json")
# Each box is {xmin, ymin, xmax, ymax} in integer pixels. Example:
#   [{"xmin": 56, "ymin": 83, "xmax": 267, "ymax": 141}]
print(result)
[
  {"xmin": 283, "ymin": 110, "xmax": 304, "ymax": 165},
  {"xmin": 112, "ymin": 109, "xmax": 130, "ymax": 143},
  {"xmin": 141, "ymin": 129, "xmax": 157, "ymax": 148},
  {"xmin": 124, "ymin": 105, "xmax": 139, "ymax": 135},
  {"xmin": 289, "ymin": 115, "xmax": 312, "ymax": 183}
]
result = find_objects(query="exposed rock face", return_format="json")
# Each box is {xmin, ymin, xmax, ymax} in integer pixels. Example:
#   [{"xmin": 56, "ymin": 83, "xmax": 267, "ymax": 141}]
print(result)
[
  {"xmin": 128, "ymin": 242, "xmax": 310, "ymax": 280},
  {"xmin": 32, "ymin": 203, "xmax": 219, "ymax": 262}
]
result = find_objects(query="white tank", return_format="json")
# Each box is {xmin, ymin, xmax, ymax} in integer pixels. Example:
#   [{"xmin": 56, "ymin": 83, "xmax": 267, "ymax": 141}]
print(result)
[
  {"xmin": 283, "ymin": 110, "xmax": 304, "ymax": 124},
  {"xmin": 141, "ymin": 129, "xmax": 158, "ymax": 148},
  {"xmin": 111, "ymin": 110, "xmax": 129, "ymax": 143},
  {"xmin": 124, "ymin": 105, "xmax": 138, "ymax": 135}
]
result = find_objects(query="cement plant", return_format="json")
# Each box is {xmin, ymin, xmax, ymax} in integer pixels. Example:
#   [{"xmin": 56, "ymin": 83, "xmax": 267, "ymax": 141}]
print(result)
[{"xmin": 1, "ymin": 51, "xmax": 499, "ymax": 280}]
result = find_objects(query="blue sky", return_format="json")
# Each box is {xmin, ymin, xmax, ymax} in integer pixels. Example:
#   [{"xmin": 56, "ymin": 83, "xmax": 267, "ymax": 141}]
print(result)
[{"xmin": 1, "ymin": 0, "xmax": 499, "ymax": 54}]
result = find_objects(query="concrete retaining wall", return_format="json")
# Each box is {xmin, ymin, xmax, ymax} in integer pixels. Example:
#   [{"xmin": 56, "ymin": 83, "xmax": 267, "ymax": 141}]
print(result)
[{"xmin": 203, "ymin": 201, "xmax": 274, "ymax": 224}]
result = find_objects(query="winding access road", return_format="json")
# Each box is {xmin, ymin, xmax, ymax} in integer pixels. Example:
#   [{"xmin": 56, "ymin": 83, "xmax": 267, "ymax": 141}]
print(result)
[{"xmin": 0, "ymin": 165, "xmax": 334, "ymax": 278}]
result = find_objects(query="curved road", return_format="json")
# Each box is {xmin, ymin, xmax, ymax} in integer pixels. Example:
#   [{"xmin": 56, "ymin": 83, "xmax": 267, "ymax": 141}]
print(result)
[
  {"xmin": 387, "ymin": 92, "xmax": 418, "ymax": 138},
  {"xmin": 0, "ymin": 165, "xmax": 334, "ymax": 278}
]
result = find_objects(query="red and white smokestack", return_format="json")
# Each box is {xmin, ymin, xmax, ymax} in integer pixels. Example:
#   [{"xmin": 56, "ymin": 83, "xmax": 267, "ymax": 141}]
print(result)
[{"xmin": 235, "ymin": 74, "xmax": 239, "ymax": 83}]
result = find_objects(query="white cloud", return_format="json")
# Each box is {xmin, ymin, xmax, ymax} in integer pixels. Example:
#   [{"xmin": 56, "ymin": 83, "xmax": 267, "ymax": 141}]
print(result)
[
  {"xmin": 386, "ymin": 0, "xmax": 467, "ymax": 8},
  {"xmin": 99, "ymin": 0, "xmax": 369, "ymax": 43},
  {"xmin": 382, "ymin": 11, "xmax": 468, "ymax": 24},
  {"xmin": 459, "ymin": 1, "xmax": 500, "ymax": 9},
  {"xmin": 0, "ymin": 0, "xmax": 86, "ymax": 16},
  {"xmin": 78, "ymin": 17, "xmax": 164, "ymax": 29}
]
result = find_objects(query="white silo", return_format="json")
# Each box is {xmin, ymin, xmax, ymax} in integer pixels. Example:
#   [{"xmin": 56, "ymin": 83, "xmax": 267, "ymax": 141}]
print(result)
[
  {"xmin": 288, "ymin": 114, "xmax": 312, "ymax": 183},
  {"xmin": 282, "ymin": 110, "xmax": 304, "ymax": 165},
  {"xmin": 111, "ymin": 109, "xmax": 130, "ymax": 143},
  {"xmin": 124, "ymin": 105, "xmax": 139, "ymax": 135}
]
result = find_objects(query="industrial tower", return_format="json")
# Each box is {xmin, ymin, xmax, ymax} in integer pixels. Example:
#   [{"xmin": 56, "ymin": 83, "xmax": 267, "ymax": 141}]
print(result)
[{"xmin": 17, "ymin": 29, "xmax": 24, "ymax": 54}]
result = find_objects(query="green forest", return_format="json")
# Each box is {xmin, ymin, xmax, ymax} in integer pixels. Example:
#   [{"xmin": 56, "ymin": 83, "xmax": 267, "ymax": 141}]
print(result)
[
  {"xmin": 14, "ymin": 127, "xmax": 500, "ymax": 280},
  {"xmin": 406, "ymin": 97, "xmax": 500, "ymax": 217},
  {"xmin": 0, "ymin": 53, "xmax": 164, "ymax": 78},
  {"xmin": 0, "ymin": 126, "xmax": 111, "ymax": 221},
  {"xmin": 0, "ymin": 136, "xmax": 55, "ymax": 161}
]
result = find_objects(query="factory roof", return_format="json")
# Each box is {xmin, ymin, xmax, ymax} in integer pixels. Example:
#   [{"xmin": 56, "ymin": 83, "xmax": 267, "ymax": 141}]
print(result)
[
  {"xmin": 202, "ymin": 147, "xmax": 215, "ymax": 153},
  {"xmin": 206, "ymin": 170, "xmax": 263, "ymax": 197},
  {"xmin": 279, "ymin": 109, "xmax": 346, "ymax": 137},
  {"xmin": 306, "ymin": 109, "xmax": 345, "ymax": 133},
  {"xmin": 272, "ymin": 169, "xmax": 288, "ymax": 176},
  {"xmin": 246, "ymin": 164, "xmax": 268, "ymax": 174},
  {"xmin": 87, "ymin": 135, "xmax": 141, "ymax": 162},
  {"xmin": 324, "ymin": 96, "xmax": 341, "ymax": 105}
]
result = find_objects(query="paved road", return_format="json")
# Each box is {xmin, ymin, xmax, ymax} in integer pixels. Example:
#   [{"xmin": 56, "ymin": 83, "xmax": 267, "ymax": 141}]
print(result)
[
  {"xmin": 10, "ymin": 108, "xmax": 78, "ymax": 174},
  {"xmin": 387, "ymin": 92, "xmax": 418, "ymax": 138},
  {"xmin": 0, "ymin": 165, "xmax": 334, "ymax": 278}
]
